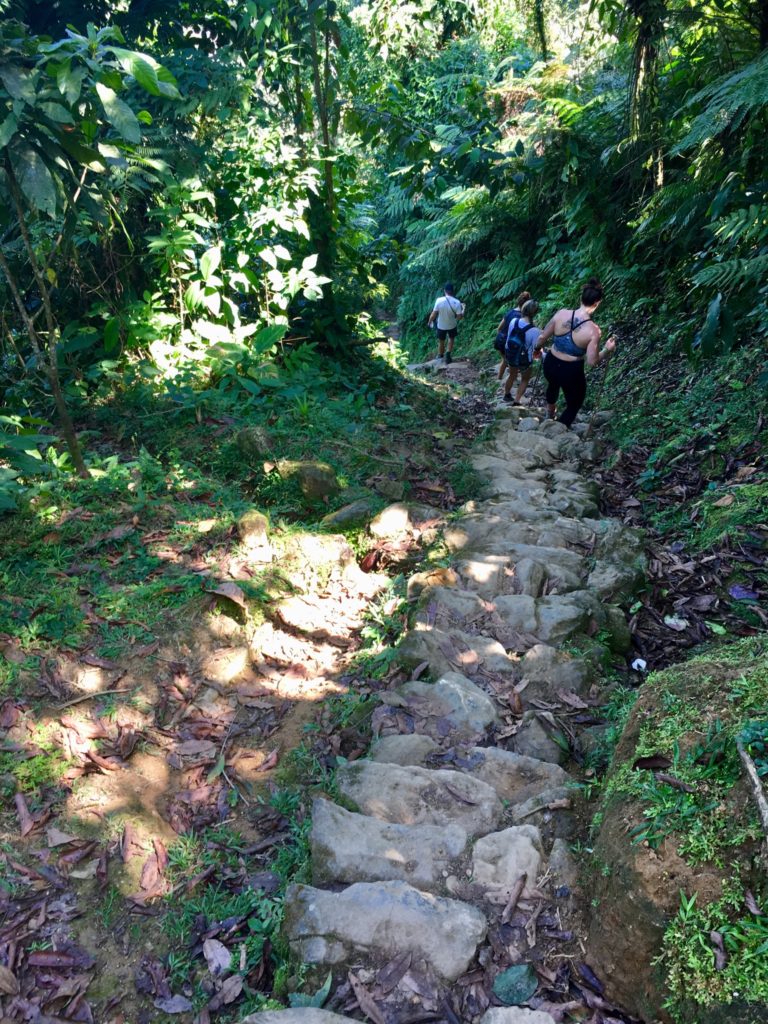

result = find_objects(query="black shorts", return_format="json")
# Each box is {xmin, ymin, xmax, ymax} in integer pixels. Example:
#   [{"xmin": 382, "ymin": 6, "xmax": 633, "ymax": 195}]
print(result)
[{"xmin": 437, "ymin": 328, "xmax": 457, "ymax": 341}]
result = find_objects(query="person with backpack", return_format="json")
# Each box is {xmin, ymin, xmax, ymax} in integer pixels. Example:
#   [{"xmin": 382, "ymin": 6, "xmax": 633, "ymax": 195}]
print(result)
[
  {"xmin": 502, "ymin": 299, "xmax": 541, "ymax": 404},
  {"xmin": 428, "ymin": 282, "xmax": 465, "ymax": 364},
  {"xmin": 494, "ymin": 290, "xmax": 531, "ymax": 380},
  {"xmin": 532, "ymin": 278, "xmax": 616, "ymax": 426}
]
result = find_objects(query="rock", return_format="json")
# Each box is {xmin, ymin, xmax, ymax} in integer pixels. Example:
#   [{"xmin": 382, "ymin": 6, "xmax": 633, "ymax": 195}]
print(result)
[
  {"xmin": 471, "ymin": 825, "xmax": 543, "ymax": 896},
  {"xmin": 311, "ymin": 798, "xmax": 468, "ymax": 890},
  {"xmin": 236, "ymin": 425, "xmax": 273, "ymax": 459},
  {"xmin": 481, "ymin": 1009, "xmax": 557, "ymax": 1024},
  {"xmin": 463, "ymin": 747, "xmax": 570, "ymax": 805},
  {"xmin": 492, "ymin": 595, "xmax": 538, "ymax": 635},
  {"xmin": 538, "ymin": 419, "xmax": 568, "ymax": 436},
  {"xmin": 283, "ymin": 881, "xmax": 487, "ymax": 982},
  {"xmin": 518, "ymin": 417, "xmax": 540, "ymax": 432},
  {"xmin": 237, "ymin": 509, "xmax": 269, "ymax": 545},
  {"xmin": 519, "ymin": 644, "xmax": 591, "ymax": 700},
  {"xmin": 276, "ymin": 460, "xmax": 340, "ymax": 501},
  {"xmin": 512, "ymin": 557, "xmax": 546, "ymax": 597},
  {"xmin": 374, "ymin": 478, "xmax": 405, "ymax": 501},
  {"xmin": 370, "ymin": 733, "xmax": 439, "ymax": 766},
  {"xmin": 455, "ymin": 556, "xmax": 509, "ymax": 599},
  {"xmin": 587, "ymin": 560, "xmax": 641, "ymax": 600},
  {"xmin": 407, "ymin": 566, "xmax": 459, "ymax": 600},
  {"xmin": 535, "ymin": 592, "xmax": 600, "ymax": 644},
  {"xmin": 335, "ymin": 761, "xmax": 502, "ymax": 835},
  {"xmin": 513, "ymin": 712, "xmax": 567, "ymax": 765},
  {"xmin": 399, "ymin": 672, "xmax": 500, "ymax": 740},
  {"xmin": 369, "ymin": 502, "xmax": 441, "ymax": 541},
  {"xmin": 320, "ymin": 498, "xmax": 377, "ymax": 529},
  {"xmin": 281, "ymin": 533, "xmax": 355, "ymax": 585},
  {"xmin": 242, "ymin": 1013, "xmax": 356, "ymax": 1024},
  {"xmin": 604, "ymin": 604, "xmax": 632, "ymax": 652},
  {"xmin": 397, "ymin": 626, "xmax": 516, "ymax": 678},
  {"xmin": 414, "ymin": 586, "xmax": 487, "ymax": 631},
  {"xmin": 549, "ymin": 837, "xmax": 578, "ymax": 889}
]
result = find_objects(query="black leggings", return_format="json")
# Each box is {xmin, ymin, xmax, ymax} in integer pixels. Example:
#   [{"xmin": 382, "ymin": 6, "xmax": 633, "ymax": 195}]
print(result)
[{"xmin": 543, "ymin": 352, "xmax": 586, "ymax": 427}]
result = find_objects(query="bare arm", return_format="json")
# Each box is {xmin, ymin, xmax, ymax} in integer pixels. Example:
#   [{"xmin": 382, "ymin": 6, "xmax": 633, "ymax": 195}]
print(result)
[
  {"xmin": 496, "ymin": 317, "xmax": 506, "ymax": 333},
  {"xmin": 428, "ymin": 308, "xmax": 438, "ymax": 325},
  {"xmin": 587, "ymin": 330, "xmax": 616, "ymax": 368},
  {"xmin": 534, "ymin": 315, "xmax": 557, "ymax": 350}
]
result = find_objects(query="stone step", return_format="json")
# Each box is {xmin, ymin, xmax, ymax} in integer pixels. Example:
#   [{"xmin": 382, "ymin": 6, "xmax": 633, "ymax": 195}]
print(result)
[
  {"xmin": 397, "ymin": 624, "xmax": 517, "ymax": 678},
  {"xmin": 390, "ymin": 670, "xmax": 500, "ymax": 741},
  {"xmin": 335, "ymin": 760, "xmax": 502, "ymax": 835},
  {"xmin": 310, "ymin": 797, "xmax": 468, "ymax": 891},
  {"xmin": 283, "ymin": 880, "xmax": 487, "ymax": 982},
  {"xmin": 369, "ymin": 738, "xmax": 570, "ymax": 806}
]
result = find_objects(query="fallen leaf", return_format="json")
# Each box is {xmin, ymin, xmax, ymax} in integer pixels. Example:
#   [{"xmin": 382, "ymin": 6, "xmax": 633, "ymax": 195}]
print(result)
[
  {"xmin": 203, "ymin": 938, "xmax": 232, "ymax": 976},
  {"xmin": 15, "ymin": 792, "xmax": 34, "ymax": 837},
  {"xmin": 712, "ymin": 494, "xmax": 734, "ymax": 508},
  {"xmin": 207, "ymin": 973, "xmax": 243, "ymax": 1010},
  {"xmin": 729, "ymin": 584, "xmax": 759, "ymax": 601},
  {"xmin": 47, "ymin": 826, "xmax": 78, "ymax": 847},
  {"xmin": 633, "ymin": 754, "xmax": 672, "ymax": 771},
  {"xmin": 348, "ymin": 971, "xmax": 387, "ymax": 1024},
  {"xmin": 207, "ymin": 582, "xmax": 247, "ymax": 610},
  {"xmin": 663, "ymin": 614, "xmax": 689, "ymax": 632},
  {"xmin": 85, "ymin": 524, "xmax": 135, "ymax": 549},
  {"xmin": 81, "ymin": 653, "xmax": 120, "ymax": 669},
  {"xmin": 154, "ymin": 995, "xmax": 194, "ymax": 1014},
  {"xmin": 0, "ymin": 964, "xmax": 19, "ymax": 995},
  {"xmin": 710, "ymin": 930, "xmax": 727, "ymax": 970},
  {"xmin": 746, "ymin": 890, "xmax": 763, "ymax": 916}
]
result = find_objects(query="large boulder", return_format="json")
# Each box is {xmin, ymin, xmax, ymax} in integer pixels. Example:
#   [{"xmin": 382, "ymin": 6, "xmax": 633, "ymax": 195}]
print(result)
[
  {"xmin": 397, "ymin": 671, "xmax": 500, "ymax": 740},
  {"xmin": 283, "ymin": 881, "xmax": 487, "ymax": 982},
  {"xmin": 369, "ymin": 501, "xmax": 442, "ymax": 541},
  {"xmin": 397, "ymin": 626, "xmax": 517, "ymax": 678},
  {"xmin": 471, "ymin": 825, "xmax": 544, "ymax": 897},
  {"xmin": 320, "ymin": 498, "xmax": 377, "ymax": 529},
  {"xmin": 518, "ymin": 644, "xmax": 591, "ymax": 701}
]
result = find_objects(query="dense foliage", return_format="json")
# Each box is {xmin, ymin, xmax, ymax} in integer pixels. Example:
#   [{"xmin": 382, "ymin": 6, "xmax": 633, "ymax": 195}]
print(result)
[{"xmin": 2, "ymin": 0, "xmax": 767, "ymax": 508}]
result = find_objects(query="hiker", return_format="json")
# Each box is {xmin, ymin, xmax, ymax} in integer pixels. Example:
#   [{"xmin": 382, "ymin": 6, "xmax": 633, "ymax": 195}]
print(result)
[
  {"xmin": 494, "ymin": 289, "xmax": 532, "ymax": 380},
  {"xmin": 428, "ymin": 282, "xmax": 465, "ymax": 364},
  {"xmin": 533, "ymin": 278, "xmax": 616, "ymax": 427},
  {"xmin": 502, "ymin": 299, "xmax": 541, "ymax": 404}
]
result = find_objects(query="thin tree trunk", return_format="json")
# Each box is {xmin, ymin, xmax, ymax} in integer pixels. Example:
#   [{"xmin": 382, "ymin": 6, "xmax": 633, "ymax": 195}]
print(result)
[{"xmin": 3, "ymin": 162, "xmax": 89, "ymax": 477}]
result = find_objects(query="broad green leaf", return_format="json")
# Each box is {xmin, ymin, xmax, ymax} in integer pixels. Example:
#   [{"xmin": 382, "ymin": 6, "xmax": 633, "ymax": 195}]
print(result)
[
  {"xmin": 202, "ymin": 288, "xmax": 221, "ymax": 316},
  {"xmin": 107, "ymin": 47, "xmax": 180, "ymax": 100},
  {"xmin": 302, "ymin": 253, "xmax": 318, "ymax": 271},
  {"xmin": 56, "ymin": 62, "xmax": 85, "ymax": 105},
  {"xmin": 0, "ymin": 113, "xmax": 17, "ymax": 149},
  {"xmin": 200, "ymin": 245, "xmax": 221, "ymax": 282},
  {"xmin": 259, "ymin": 248, "xmax": 277, "ymax": 268},
  {"xmin": 56, "ymin": 132, "xmax": 107, "ymax": 172},
  {"xmin": 39, "ymin": 102, "xmax": 74, "ymax": 124},
  {"xmin": 252, "ymin": 324, "xmax": 286, "ymax": 354},
  {"xmin": 104, "ymin": 317, "xmax": 121, "ymax": 352},
  {"xmin": 206, "ymin": 754, "xmax": 226, "ymax": 784},
  {"xmin": 0, "ymin": 65, "xmax": 36, "ymax": 104},
  {"xmin": 273, "ymin": 244, "xmax": 291, "ymax": 260},
  {"xmin": 183, "ymin": 280, "xmax": 204, "ymax": 312},
  {"xmin": 95, "ymin": 81, "xmax": 141, "ymax": 143},
  {"xmin": 14, "ymin": 143, "xmax": 57, "ymax": 216}
]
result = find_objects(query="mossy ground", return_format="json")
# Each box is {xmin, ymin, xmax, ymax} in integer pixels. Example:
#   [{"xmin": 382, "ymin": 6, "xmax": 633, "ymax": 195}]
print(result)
[{"xmin": 594, "ymin": 638, "xmax": 768, "ymax": 1021}]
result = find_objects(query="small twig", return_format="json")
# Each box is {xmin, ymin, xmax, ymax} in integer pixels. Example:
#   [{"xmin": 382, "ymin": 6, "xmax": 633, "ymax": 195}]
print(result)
[
  {"xmin": 56, "ymin": 687, "xmax": 132, "ymax": 710},
  {"xmin": 516, "ymin": 797, "xmax": 571, "ymax": 819},
  {"xmin": 501, "ymin": 872, "xmax": 527, "ymax": 924},
  {"xmin": 327, "ymin": 438, "xmax": 403, "ymax": 466},
  {"xmin": 737, "ymin": 738, "xmax": 768, "ymax": 855}
]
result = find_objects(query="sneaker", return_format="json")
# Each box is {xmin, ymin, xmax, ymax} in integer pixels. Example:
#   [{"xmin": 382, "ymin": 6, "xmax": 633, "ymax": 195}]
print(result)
[
  {"xmin": 502, "ymin": 393, "xmax": 513, "ymax": 403},
  {"xmin": 445, "ymin": 351, "xmax": 453, "ymax": 364}
]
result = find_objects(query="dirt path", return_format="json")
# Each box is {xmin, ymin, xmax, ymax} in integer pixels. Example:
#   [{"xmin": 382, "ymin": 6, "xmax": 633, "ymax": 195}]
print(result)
[{"xmin": 242, "ymin": 369, "xmax": 647, "ymax": 1024}]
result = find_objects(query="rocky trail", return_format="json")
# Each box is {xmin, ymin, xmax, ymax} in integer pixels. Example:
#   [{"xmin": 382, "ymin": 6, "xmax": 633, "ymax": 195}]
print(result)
[
  {"xmin": 245, "ymin": 361, "xmax": 646, "ymax": 1024},
  {"xmin": 0, "ymin": 356, "xmax": 650, "ymax": 1024}
]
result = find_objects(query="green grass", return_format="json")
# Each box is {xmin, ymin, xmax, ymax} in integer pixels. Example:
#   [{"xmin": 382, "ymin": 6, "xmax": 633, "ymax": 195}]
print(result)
[{"xmin": 661, "ymin": 882, "xmax": 768, "ymax": 1021}]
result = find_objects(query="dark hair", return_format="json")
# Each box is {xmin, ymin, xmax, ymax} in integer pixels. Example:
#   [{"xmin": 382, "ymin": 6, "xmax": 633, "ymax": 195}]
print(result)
[
  {"xmin": 444, "ymin": 282, "xmax": 455, "ymax": 295},
  {"xmin": 581, "ymin": 277, "xmax": 604, "ymax": 307},
  {"xmin": 516, "ymin": 290, "xmax": 532, "ymax": 308},
  {"xmin": 521, "ymin": 299, "xmax": 539, "ymax": 319}
]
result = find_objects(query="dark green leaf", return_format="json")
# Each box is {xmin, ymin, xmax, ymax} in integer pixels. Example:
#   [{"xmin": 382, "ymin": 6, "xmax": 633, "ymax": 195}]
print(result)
[
  {"xmin": 96, "ymin": 81, "xmax": 141, "ymax": 143},
  {"xmin": 14, "ymin": 143, "xmax": 57, "ymax": 216},
  {"xmin": 0, "ymin": 65, "xmax": 36, "ymax": 104},
  {"xmin": 492, "ymin": 964, "xmax": 538, "ymax": 1005},
  {"xmin": 0, "ymin": 112, "xmax": 17, "ymax": 149}
]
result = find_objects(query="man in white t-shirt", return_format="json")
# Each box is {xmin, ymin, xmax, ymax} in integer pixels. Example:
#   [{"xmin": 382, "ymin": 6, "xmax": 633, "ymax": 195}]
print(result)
[{"xmin": 427, "ymin": 282, "xmax": 465, "ymax": 364}]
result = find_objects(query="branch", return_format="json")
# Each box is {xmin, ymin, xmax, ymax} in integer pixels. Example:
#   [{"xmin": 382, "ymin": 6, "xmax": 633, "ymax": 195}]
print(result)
[{"xmin": 736, "ymin": 738, "xmax": 768, "ymax": 855}]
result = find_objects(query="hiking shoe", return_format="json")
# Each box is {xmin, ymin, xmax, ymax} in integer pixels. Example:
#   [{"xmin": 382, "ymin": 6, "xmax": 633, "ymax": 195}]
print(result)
[
  {"xmin": 502, "ymin": 393, "xmax": 513, "ymax": 403},
  {"xmin": 445, "ymin": 351, "xmax": 453, "ymax": 364}
]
